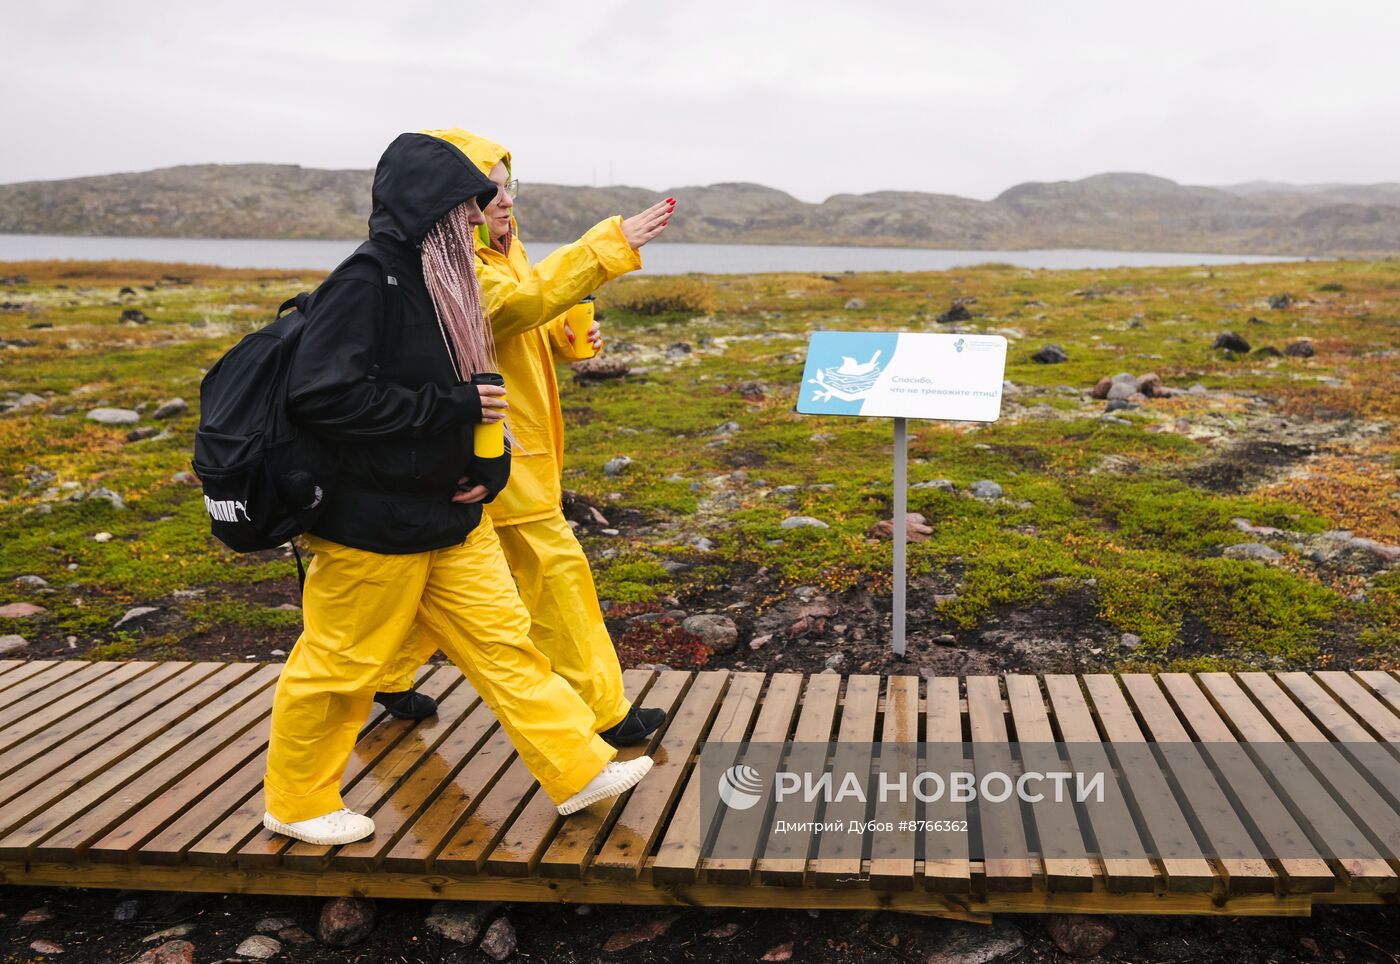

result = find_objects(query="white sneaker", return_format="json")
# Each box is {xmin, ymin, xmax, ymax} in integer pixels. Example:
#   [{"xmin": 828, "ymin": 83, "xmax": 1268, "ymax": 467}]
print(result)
[
  {"xmin": 263, "ymin": 808, "xmax": 375, "ymax": 845},
  {"xmin": 557, "ymin": 757, "xmax": 654, "ymax": 815}
]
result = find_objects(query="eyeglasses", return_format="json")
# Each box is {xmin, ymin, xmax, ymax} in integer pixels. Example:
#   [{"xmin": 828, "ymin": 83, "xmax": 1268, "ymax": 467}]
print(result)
[{"xmin": 493, "ymin": 179, "xmax": 519, "ymax": 199}]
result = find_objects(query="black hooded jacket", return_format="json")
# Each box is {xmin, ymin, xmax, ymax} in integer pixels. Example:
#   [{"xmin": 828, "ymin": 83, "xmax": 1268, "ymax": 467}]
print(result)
[{"xmin": 287, "ymin": 132, "xmax": 504, "ymax": 554}]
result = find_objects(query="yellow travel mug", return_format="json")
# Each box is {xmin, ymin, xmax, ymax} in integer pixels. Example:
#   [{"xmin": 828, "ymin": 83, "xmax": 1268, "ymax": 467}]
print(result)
[
  {"xmin": 564, "ymin": 300, "xmax": 598, "ymax": 360},
  {"xmin": 471, "ymin": 372, "xmax": 505, "ymax": 458}
]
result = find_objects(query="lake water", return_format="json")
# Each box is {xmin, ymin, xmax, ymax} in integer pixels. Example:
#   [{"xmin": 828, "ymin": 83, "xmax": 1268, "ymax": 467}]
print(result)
[{"xmin": 0, "ymin": 233, "xmax": 1303, "ymax": 274}]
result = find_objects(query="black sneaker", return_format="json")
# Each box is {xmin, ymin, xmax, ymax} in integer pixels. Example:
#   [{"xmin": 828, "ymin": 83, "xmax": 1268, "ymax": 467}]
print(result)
[
  {"xmin": 373, "ymin": 689, "xmax": 438, "ymax": 720},
  {"xmin": 599, "ymin": 706, "xmax": 667, "ymax": 747}
]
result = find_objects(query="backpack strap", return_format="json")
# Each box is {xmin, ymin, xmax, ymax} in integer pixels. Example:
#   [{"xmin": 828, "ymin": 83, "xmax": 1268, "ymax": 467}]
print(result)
[{"xmin": 343, "ymin": 240, "xmax": 404, "ymax": 381}]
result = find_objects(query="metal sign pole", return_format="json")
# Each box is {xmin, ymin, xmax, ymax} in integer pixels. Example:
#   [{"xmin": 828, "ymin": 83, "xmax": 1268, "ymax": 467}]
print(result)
[{"xmin": 892, "ymin": 416, "xmax": 907, "ymax": 657}]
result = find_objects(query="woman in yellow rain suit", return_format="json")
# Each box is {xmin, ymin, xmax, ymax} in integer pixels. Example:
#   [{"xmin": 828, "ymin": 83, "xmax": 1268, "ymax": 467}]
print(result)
[
  {"xmin": 374, "ymin": 128, "xmax": 673, "ymax": 747},
  {"xmin": 261, "ymin": 132, "xmax": 653, "ymax": 847}
]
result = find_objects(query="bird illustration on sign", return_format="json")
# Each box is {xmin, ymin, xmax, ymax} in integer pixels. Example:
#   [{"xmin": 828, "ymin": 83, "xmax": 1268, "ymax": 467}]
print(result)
[{"xmin": 808, "ymin": 350, "xmax": 884, "ymax": 403}]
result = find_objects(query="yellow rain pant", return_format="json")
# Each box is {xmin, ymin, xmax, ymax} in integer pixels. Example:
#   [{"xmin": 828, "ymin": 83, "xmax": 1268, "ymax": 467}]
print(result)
[
  {"xmin": 263, "ymin": 516, "xmax": 615, "ymax": 823},
  {"xmin": 377, "ymin": 511, "xmax": 630, "ymax": 733}
]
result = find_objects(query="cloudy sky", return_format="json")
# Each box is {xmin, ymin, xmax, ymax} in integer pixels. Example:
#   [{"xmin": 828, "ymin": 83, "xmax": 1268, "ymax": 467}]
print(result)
[{"xmin": 6, "ymin": 0, "xmax": 1398, "ymax": 200}]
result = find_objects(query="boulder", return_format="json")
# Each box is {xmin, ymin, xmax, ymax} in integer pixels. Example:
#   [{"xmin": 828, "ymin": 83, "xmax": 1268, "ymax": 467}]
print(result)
[
  {"xmin": 712, "ymin": 420, "xmax": 741, "ymax": 435},
  {"xmin": 1254, "ymin": 345, "xmax": 1283, "ymax": 358},
  {"xmin": 936, "ymin": 303, "xmax": 972, "ymax": 323},
  {"xmin": 1135, "ymin": 372, "xmax": 1162, "ymax": 396},
  {"xmin": 1214, "ymin": 332, "xmax": 1251, "ymax": 353},
  {"xmin": 87, "ymin": 487, "xmax": 126, "ymax": 510},
  {"xmin": 603, "ymin": 456, "xmax": 632, "ymax": 477},
  {"xmin": 1031, "ymin": 344, "xmax": 1068, "ymax": 364},
  {"xmin": 254, "ymin": 918, "xmax": 296, "ymax": 934},
  {"xmin": 1091, "ymin": 376, "xmax": 1113, "ymax": 399},
  {"xmin": 843, "ymin": 298, "xmax": 866, "ymax": 310},
  {"xmin": 0, "ymin": 635, "xmax": 28, "ymax": 656},
  {"xmin": 912, "ymin": 479, "xmax": 955, "ymax": 492},
  {"xmin": 121, "ymin": 308, "xmax": 149, "ymax": 323},
  {"xmin": 318, "ymin": 896, "xmax": 376, "ymax": 948},
  {"xmin": 924, "ymin": 920, "xmax": 1026, "ymax": 964},
  {"xmin": 682, "ymin": 614, "xmax": 739, "ymax": 652},
  {"xmin": 780, "ymin": 515, "xmax": 829, "ymax": 529},
  {"xmin": 0, "ymin": 602, "xmax": 44, "ymax": 618},
  {"xmin": 1268, "ymin": 293, "xmax": 1293, "ymax": 309},
  {"xmin": 1284, "ymin": 339, "xmax": 1315, "ymax": 358}
]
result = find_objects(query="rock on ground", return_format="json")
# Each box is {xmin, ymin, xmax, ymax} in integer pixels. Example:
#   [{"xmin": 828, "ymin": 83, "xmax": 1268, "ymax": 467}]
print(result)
[
  {"xmin": 134, "ymin": 941, "xmax": 195, "ymax": 964},
  {"xmin": 30, "ymin": 939, "xmax": 65, "ymax": 955},
  {"xmin": 479, "ymin": 916, "xmax": 517, "ymax": 961},
  {"xmin": 760, "ymin": 942, "xmax": 794, "ymax": 961},
  {"xmin": 1223, "ymin": 542, "xmax": 1283, "ymax": 561},
  {"xmin": 969, "ymin": 480, "xmax": 1003, "ymax": 500},
  {"xmin": 235, "ymin": 935, "xmax": 282, "ymax": 959},
  {"xmin": 1214, "ymin": 331, "xmax": 1251, "ymax": 353},
  {"xmin": 318, "ymin": 896, "xmax": 376, "ymax": 947},
  {"xmin": 924, "ymin": 920, "xmax": 1026, "ymax": 963},
  {"xmin": 142, "ymin": 924, "xmax": 195, "ymax": 943},
  {"xmin": 153, "ymin": 397, "xmax": 188, "ymax": 419},
  {"xmin": 0, "ymin": 602, "xmax": 45, "ymax": 618},
  {"xmin": 425, "ymin": 901, "xmax": 494, "ymax": 944},
  {"xmin": 1046, "ymin": 914, "xmax": 1118, "ymax": 957},
  {"xmin": 115, "ymin": 606, "xmax": 160, "ymax": 628},
  {"xmin": 1285, "ymin": 338, "xmax": 1315, "ymax": 357},
  {"xmin": 780, "ymin": 515, "xmax": 829, "ymax": 529},
  {"xmin": 86, "ymin": 407, "xmax": 140, "ymax": 426},
  {"xmin": 1031, "ymin": 344, "xmax": 1068, "ymax": 364},
  {"xmin": 15, "ymin": 574, "xmax": 48, "ymax": 591},
  {"xmin": 0, "ymin": 635, "xmax": 29, "ymax": 656},
  {"xmin": 601, "ymin": 915, "xmax": 677, "ymax": 952},
  {"xmin": 683, "ymin": 614, "xmax": 739, "ymax": 652},
  {"xmin": 603, "ymin": 456, "xmax": 632, "ymax": 477},
  {"xmin": 870, "ymin": 512, "xmax": 934, "ymax": 542},
  {"xmin": 254, "ymin": 917, "xmax": 296, "ymax": 934}
]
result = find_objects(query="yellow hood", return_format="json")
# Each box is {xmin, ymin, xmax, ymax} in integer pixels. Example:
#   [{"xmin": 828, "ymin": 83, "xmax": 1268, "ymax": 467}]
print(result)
[{"xmin": 420, "ymin": 128, "xmax": 510, "ymax": 179}]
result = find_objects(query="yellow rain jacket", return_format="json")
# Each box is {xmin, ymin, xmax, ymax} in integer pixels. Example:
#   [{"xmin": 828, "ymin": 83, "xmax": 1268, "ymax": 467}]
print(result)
[{"xmin": 422, "ymin": 128, "xmax": 642, "ymax": 526}]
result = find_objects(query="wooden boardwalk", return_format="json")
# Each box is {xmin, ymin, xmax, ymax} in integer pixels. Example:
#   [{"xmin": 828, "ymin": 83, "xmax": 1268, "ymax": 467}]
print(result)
[{"xmin": 0, "ymin": 659, "xmax": 1397, "ymax": 920}]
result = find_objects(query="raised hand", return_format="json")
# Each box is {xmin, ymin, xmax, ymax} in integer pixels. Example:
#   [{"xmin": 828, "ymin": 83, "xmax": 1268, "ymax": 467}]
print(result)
[{"xmin": 621, "ymin": 197, "xmax": 675, "ymax": 249}]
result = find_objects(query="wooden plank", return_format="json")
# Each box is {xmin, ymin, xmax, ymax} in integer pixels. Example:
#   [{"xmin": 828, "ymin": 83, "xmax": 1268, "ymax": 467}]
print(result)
[
  {"xmin": 1043, "ymin": 674, "xmax": 1157, "ymax": 893},
  {"xmin": 698, "ymin": 673, "xmax": 804, "ymax": 884},
  {"xmin": 964, "ymin": 676, "xmax": 1034, "ymax": 892},
  {"xmin": 1189, "ymin": 673, "xmax": 1395, "ymax": 892},
  {"xmin": 279, "ymin": 675, "xmax": 486, "ymax": 871},
  {"xmin": 4, "ymin": 665, "xmax": 279, "ymax": 861},
  {"xmin": 545, "ymin": 672, "xmax": 691, "ymax": 880},
  {"xmin": 0, "ymin": 660, "xmax": 25, "ymax": 683},
  {"xmin": 1309, "ymin": 672, "xmax": 1400, "ymax": 747},
  {"xmin": 1118, "ymin": 674, "xmax": 1278, "ymax": 895},
  {"xmin": 223, "ymin": 668, "xmax": 464, "ymax": 869},
  {"xmin": 1082, "ymin": 675, "xmax": 1215, "ymax": 892},
  {"xmin": 0, "ymin": 661, "xmax": 101, "ymax": 731},
  {"xmin": 1157, "ymin": 673, "xmax": 1336, "ymax": 893},
  {"xmin": 0, "ymin": 660, "xmax": 168, "ymax": 762},
  {"xmin": 379, "ymin": 712, "xmax": 513, "ymax": 873},
  {"xmin": 1003, "ymin": 675, "xmax": 1096, "ymax": 892},
  {"xmin": 589, "ymin": 670, "xmax": 735, "ymax": 881},
  {"xmin": 1235, "ymin": 674, "xmax": 1400, "ymax": 864},
  {"xmin": 1347, "ymin": 672, "xmax": 1400, "ymax": 734},
  {"xmin": 0, "ymin": 662, "xmax": 216, "ymax": 813},
  {"xmin": 921, "ymin": 676, "xmax": 972, "ymax": 894},
  {"xmin": 867, "ymin": 675, "xmax": 921, "ymax": 890},
  {"xmin": 811, "ymin": 674, "xmax": 882, "ymax": 887},
  {"xmin": 482, "ymin": 670, "xmax": 662, "ymax": 878},
  {"xmin": 0, "ymin": 661, "xmax": 60, "ymax": 697},
  {"xmin": 754, "ymin": 673, "xmax": 842, "ymax": 887},
  {"xmin": 89, "ymin": 697, "xmax": 275, "ymax": 865}
]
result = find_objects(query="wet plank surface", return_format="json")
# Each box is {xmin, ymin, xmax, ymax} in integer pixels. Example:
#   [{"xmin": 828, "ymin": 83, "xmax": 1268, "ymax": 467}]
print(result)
[{"xmin": 2, "ymin": 660, "xmax": 1397, "ymax": 915}]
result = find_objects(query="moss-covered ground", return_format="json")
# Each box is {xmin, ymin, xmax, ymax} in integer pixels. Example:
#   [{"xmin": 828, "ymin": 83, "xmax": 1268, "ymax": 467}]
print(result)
[{"xmin": 1, "ymin": 257, "xmax": 1397, "ymax": 674}]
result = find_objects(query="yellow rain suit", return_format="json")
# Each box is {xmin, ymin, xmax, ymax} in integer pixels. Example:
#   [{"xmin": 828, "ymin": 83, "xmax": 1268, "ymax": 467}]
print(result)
[
  {"xmin": 377, "ymin": 129, "xmax": 643, "ymax": 734},
  {"xmin": 263, "ymin": 131, "xmax": 615, "ymax": 822}
]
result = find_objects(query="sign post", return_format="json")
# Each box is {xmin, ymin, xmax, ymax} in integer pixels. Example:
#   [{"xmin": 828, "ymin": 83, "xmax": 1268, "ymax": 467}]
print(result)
[{"xmin": 796, "ymin": 331, "xmax": 1008, "ymax": 655}]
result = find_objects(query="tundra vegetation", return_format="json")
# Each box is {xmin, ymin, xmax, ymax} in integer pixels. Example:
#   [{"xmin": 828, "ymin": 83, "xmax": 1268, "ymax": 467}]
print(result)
[{"xmin": 1, "ymin": 257, "xmax": 1397, "ymax": 677}]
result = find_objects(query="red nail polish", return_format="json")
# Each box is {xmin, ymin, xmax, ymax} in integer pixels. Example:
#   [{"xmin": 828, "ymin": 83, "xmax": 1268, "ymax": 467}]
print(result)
[
  {"xmin": 666, "ymin": 197, "xmax": 675, "ymax": 203},
  {"xmin": 663, "ymin": 221, "xmax": 669, "ymax": 226}
]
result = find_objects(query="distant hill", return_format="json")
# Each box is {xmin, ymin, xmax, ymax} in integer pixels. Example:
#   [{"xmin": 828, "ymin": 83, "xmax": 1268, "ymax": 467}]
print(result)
[{"xmin": 2, "ymin": 165, "xmax": 1399, "ymax": 255}]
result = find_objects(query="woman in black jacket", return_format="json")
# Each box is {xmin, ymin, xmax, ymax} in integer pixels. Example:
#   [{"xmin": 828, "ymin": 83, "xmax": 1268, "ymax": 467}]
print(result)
[{"xmin": 261, "ymin": 132, "xmax": 652, "ymax": 846}]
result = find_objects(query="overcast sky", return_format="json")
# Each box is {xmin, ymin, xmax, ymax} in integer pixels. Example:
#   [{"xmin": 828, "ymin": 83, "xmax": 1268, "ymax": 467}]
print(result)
[{"xmin": 5, "ymin": 0, "xmax": 1398, "ymax": 201}]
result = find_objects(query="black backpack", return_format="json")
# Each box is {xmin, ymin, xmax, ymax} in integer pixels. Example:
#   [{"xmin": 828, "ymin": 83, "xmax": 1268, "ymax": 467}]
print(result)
[{"xmin": 192, "ymin": 242, "xmax": 402, "ymax": 575}]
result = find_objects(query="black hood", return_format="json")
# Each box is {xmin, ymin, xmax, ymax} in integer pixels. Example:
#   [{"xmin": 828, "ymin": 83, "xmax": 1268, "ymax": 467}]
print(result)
[{"xmin": 367, "ymin": 133, "xmax": 501, "ymax": 245}]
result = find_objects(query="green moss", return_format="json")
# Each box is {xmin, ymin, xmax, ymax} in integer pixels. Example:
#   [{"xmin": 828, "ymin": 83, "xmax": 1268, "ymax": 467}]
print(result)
[{"xmin": 594, "ymin": 555, "xmax": 673, "ymax": 604}]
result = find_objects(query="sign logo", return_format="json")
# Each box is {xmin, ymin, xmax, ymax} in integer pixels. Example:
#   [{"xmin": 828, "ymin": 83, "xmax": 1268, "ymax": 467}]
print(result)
[
  {"xmin": 807, "ymin": 350, "xmax": 884, "ymax": 403},
  {"xmin": 954, "ymin": 337, "xmax": 965, "ymax": 353},
  {"xmin": 717, "ymin": 764, "xmax": 764, "ymax": 810}
]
